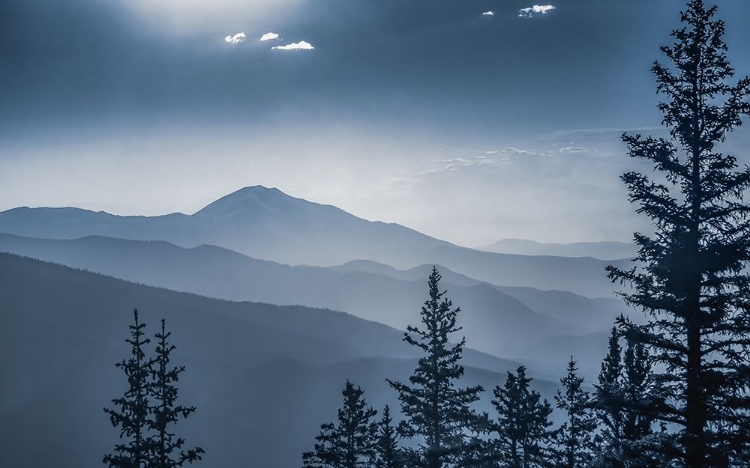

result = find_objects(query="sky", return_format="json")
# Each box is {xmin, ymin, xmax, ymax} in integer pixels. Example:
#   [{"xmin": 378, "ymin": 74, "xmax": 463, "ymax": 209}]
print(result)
[{"xmin": 1, "ymin": 0, "xmax": 750, "ymax": 247}]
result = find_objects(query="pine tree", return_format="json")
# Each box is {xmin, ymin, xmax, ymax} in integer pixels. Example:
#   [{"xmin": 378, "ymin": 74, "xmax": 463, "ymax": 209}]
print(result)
[
  {"xmin": 594, "ymin": 322, "xmax": 660, "ymax": 468},
  {"xmin": 490, "ymin": 366, "xmax": 554, "ymax": 468},
  {"xmin": 302, "ymin": 380, "xmax": 378, "ymax": 468},
  {"xmin": 552, "ymin": 358, "xmax": 597, "ymax": 468},
  {"xmin": 374, "ymin": 405, "xmax": 404, "ymax": 468},
  {"xmin": 387, "ymin": 267, "xmax": 486, "ymax": 468},
  {"xmin": 104, "ymin": 309, "xmax": 154, "ymax": 468},
  {"xmin": 148, "ymin": 319, "xmax": 204, "ymax": 468},
  {"xmin": 388, "ymin": 267, "xmax": 483, "ymax": 468},
  {"xmin": 606, "ymin": 1, "xmax": 750, "ymax": 466}
]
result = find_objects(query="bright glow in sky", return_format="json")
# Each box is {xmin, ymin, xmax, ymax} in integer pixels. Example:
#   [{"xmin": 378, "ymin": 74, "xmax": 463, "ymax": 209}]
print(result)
[{"xmin": 4, "ymin": 0, "xmax": 750, "ymax": 247}]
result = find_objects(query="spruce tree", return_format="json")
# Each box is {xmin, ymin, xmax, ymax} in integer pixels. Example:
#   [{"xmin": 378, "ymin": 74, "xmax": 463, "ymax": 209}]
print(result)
[
  {"xmin": 374, "ymin": 405, "xmax": 404, "ymax": 468},
  {"xmin": 387, "ymin": 267, "xmax": 485, "ymax": 468},
  {"xmin": 606, "ymin": 1, "xmax": 750, "ymax": 466},
  {"xmin": 104, "ymin": 309, "xmax": 154, "ymax": 468},
  {"xmin": 490, "ymin": 366, "xmax": 554, "ymax": 468},
  {"xmin": 302, "ymin": 380, "xmax": 378, "ymax": 468},
  {"xmin": 594, "ymin": 322, "xmax": 660, "ymax": 468},
  {"xmin": 552, "ymin": 358, "xmax": 597, "ymax": 468},
  {"xmin": 148, "ymin": 319, "xmax": 204, "ymax": 468}
]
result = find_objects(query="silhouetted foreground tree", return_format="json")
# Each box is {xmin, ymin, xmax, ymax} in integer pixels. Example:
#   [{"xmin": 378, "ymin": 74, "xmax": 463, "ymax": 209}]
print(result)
[
  {"xmin": 104, "ymin": 309, "xmax": 154, "ymax": 468},
  {"xmin": 606, "ymin": 0, "xmax": 750, "ymax": 467},
  {"xmin": 594, "ymin": 322, "xmax": 662, "ymax": 468},
  {"xmin": 490, "ymin": 365, "xmax": 554, "ymax": 468},
  {"xmin": 302, "ymin": 380, "xmax": 378, "ymax": 468},
  {"xmin": 387, "ymin": 267, "xmax": 486, "ymax": 468},
  {"xmin": 551, "ymin": 358, "xmax": 597, "ymax": 468},
  {"xmin": 148, "ymin": 319, "xmax": 205, "ymax": 468},
  {"xmin": 104, "ymin": 310, "xmax": 203, "ymax": 468},
  {"xmin": 374, "ymin": 405, "xmax": 404, "ymax": 468}
]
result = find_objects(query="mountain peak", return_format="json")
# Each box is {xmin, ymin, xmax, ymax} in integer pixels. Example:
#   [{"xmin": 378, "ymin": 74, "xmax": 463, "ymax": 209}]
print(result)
[{"xmin": 193, "ymin": 185, "xmax": 304, "ymax": 218}]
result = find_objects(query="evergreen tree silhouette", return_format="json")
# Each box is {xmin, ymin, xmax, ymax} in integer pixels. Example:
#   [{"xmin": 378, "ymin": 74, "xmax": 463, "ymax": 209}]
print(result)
[
  {"xmin": 104, "ymin": 309, "xmax": 154, "ymax": 468},
  {"xmin": 552, "ymin": 358, "xmax": 597, "ymax": 468},
  {"xmin": 147, "ymin": 319, "xmax": 204, "ymax": 468},
  {"xmin": 374, "ymin": 405, "xmax": 404, "ymax": 468},
  {"xmin": 302, "ymin": 380, "xmax": 378, "ymax": 468},
  {"xmin": 594, "ymin": 321, "xmax": 661, "ymax": 468},
  {"xmin": 387, "ymin": 267, "xmax": 485, "ymax": 468},
  {"xmin": 490, "ymin": 366, "xmax": 554, "ymax": 468},
  {"xmin": 606, "ymin": 1, "xmax": 750, "ymax": 466}
]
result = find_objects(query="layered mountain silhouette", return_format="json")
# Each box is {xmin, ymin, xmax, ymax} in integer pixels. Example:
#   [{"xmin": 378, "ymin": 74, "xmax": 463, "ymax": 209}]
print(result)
[
  {"xmin": 0, "ymin": 186, "xmax": 627, "ymax": 297},
  {"xmin": 477, "ymin": 238, "xmax": 638, "ymax": 260},
  {"xmin": 0, "ymin": 233, "xmax": 628, "ymax": 361},
  {"xmin": 0, "ymin": 253, "xmax": 555, "ymax": 468}
]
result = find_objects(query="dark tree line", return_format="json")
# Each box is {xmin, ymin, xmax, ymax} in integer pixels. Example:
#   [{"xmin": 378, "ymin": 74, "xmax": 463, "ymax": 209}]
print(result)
[{"xmin": 303, "ymin": 269, "xmax": 604, "ymax": 468}]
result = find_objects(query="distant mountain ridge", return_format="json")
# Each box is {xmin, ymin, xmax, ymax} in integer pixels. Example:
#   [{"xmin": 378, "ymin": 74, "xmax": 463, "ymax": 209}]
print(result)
[
  {"xmin": 0, "ymin": 186, "xmax": 628, "ymax": 297},
  {"xmin": 0, "ymin": 185, "xmax": 447, "ymax": 267},
  {"xmin": 0, "ymin": 233, "xmax": 628, "ymax": 362},
  {"xmin": 478, "ymin": 238, "xmax": 637, "ymax": 260}
]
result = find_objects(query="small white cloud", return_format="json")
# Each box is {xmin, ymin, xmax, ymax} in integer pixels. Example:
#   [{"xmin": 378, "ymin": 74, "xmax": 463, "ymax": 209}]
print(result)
[
  {"xmin": 482, "ymin": 11, "xmax": 494, "ymax": 16},
  {"xmin": 224, "ymin": 32, "xmax": 246, "ymax": 44},
  {"xmin": 260, "ymin": 32, "xmax": 280, "ymax": 42},
  {"xmin": 519, "ymin": 5, "xmax": 556, "ymax": 17},
  {"xmin": 272, "ymin": 41, "xmax": 314, "ymax": 51}
]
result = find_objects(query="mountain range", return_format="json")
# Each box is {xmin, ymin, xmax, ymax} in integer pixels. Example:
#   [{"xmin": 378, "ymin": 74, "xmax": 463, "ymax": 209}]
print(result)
[
  {"xmin": 0, "ymin": 186, "xmax": 629, "ymax": 298},
  {"xmin": 477, "ymin": 238, "xmax": 638, "ymax": 260},
  {"xmin": 0, "ymin": 253, "xmax": 555, "ymax": 468},
  {"xmin": 0, "ymin": 232, "xmax": 629, "ymax": 366}
]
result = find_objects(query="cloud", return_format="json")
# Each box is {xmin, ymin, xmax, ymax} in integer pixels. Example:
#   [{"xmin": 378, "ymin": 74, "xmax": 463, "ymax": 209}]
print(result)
[
  {"xmin": 272, "ymin": 41, "xmax": 314, "ymax": 50},
  {"xmin": 259, "ymin": 32, "xmax": 280, "ymax": 41},
  {"xmin": 501, "ymin": 147, "xmax": 551, "ymax": 159},
  {"xmin": 224, "ymin": 32, "xmax": 246, "ymax": 44},
  {"xmin": 518, "ymin": 5, "xmax": 556, "ymax": 18},
  {"xmin": 558, "ymin": 147, "xmax": 588, "ymax": 154},
  {"xmin": 482, "ymin": 11, "xmax": 494, "ymax": 16}
]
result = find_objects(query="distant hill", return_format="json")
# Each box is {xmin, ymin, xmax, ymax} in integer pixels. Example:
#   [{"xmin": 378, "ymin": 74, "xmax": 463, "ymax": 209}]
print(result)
[
  {"xmin": 0, "ymin": 233, "xmax": 629, "ymax": 360},
  {"xmin": 0, "ymin": 186, "xmax": 627, "ymax": 297},
  {"xmin": 477, "ymin": 238, "xmax": 637, "ymax": 260},
  {"xmin": 0, "ymin": 253, "xmax": 536, "ymax": 468}
]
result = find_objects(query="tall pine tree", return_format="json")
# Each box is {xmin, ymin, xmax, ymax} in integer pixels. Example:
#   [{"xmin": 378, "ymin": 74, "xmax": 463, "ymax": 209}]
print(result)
[
  {"xmin": 606, "ymin": 1, "xmax": 750, "ymax": 466},
  {"xmin": 104, "ymin": 309, "xmax": 154, "ymax": 468},
  {"xmin": 387, "ymin": 267, "xmax": 485, "ymax": 468},
  {"xmin": 148, "ymin": 319, "xmax": 204, "ymax": 468},
  {"xmin": 302, "ymin": 380, "xmax": 378, "ymax": 468},
  {"xmin": 490, "ymin": 366, "xmax": 554, "ymax": 468},
  {"xmin": 552, "ymin": 358, "xmax": 597, "ymax": 468}
]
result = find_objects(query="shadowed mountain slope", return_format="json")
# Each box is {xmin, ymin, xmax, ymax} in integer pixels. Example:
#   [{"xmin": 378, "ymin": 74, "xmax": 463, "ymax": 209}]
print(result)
[
  {"xmin": 0, "ymin": 233, "xmax": 628, "ymax": 360},
  {"xmin": 0, "ymin": 253, "xmax": 537, "ymax": 468}
]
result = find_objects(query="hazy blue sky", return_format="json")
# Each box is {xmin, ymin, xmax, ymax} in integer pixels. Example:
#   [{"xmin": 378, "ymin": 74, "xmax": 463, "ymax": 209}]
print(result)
[{"xmin": 2, "ymin": 0, "xmax": 749, "ymax": 246}]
